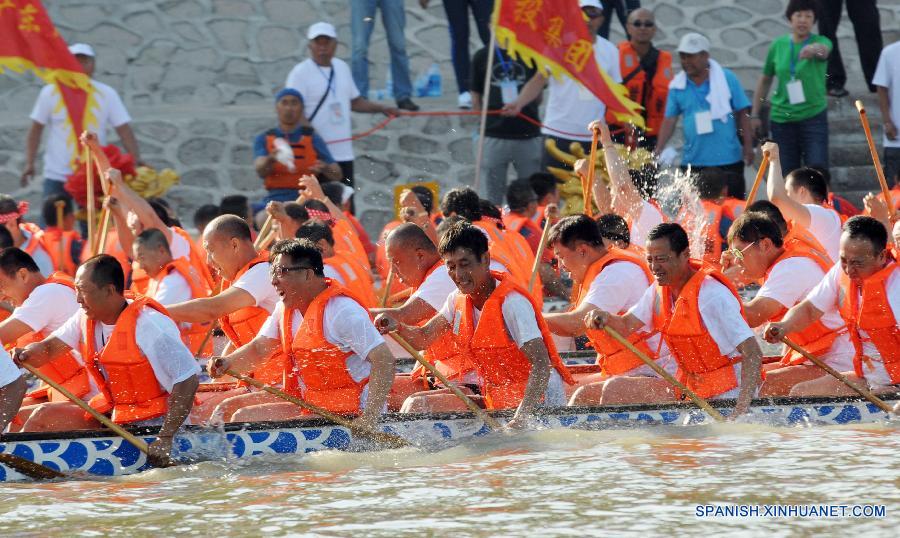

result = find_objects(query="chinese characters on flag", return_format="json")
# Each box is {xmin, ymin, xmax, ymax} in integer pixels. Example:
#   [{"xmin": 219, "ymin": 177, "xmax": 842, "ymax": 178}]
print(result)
[{"xmin": 496, "ymin": 0, "xmax": 644, "ymax": 126}]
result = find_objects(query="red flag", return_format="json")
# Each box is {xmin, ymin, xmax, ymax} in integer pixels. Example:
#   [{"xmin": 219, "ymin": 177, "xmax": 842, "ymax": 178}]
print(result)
[
  {"xmin": 0, "ymin": 0, "xmax": 91, "ymax": 138},
  {"xmin": 494, "ymin": 0, "xmax": 643, "ymax": 126}
]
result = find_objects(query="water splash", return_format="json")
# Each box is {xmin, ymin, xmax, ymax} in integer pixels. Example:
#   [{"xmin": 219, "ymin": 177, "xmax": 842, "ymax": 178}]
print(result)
[{"xmin": 653, "ymin": 165, "xmax": 709, "ymax": 261}]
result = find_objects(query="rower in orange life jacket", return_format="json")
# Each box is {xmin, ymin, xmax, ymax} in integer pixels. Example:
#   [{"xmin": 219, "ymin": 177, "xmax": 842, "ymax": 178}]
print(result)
[
  {"xmin": 0, "ymin": 196, "xmax": 54, "ymax": 277},
  {"xmin": 296, "ymin": 220, "xmax": 378, "ymax": 308},
  {"xmin": 207, "ymin": 239, "xmax": 397, "ymax": 428},
  {"xmin": 681, "ymin": 168, "xmax": 737, "ymax": 267},
  {"xmin": 38, "ymin": 194, "xmax": 83, "ymax": 276},
  {"xmin": 763, "ymin": 216, "xmax": 900, "ymax": 396},
  {"xmin": 13, "ymin": 255, "xmax": 200, "ymax": 465},
  {"xmin": 375, "ymin": 223, "xmax": 573, "ymax": 427},
  {"xmin": 585, "ymin": 224, "xmax": 764, "ymax": 415}
]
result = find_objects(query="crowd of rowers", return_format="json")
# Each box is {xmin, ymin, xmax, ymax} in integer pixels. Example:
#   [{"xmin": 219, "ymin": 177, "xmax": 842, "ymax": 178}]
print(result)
[{"xmin": 0, "ymin": 120, "xmax": 898, "ymax": 464}]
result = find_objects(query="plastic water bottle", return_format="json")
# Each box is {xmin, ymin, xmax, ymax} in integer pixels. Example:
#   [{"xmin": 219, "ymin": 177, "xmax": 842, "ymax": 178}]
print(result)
[
  {"xmin": 425, "ymin": 63, "xmax": 442, "ymax": 97},
  {"xmin": 414, "ymin": 70, "xmax": 429, "ymax": 98}
]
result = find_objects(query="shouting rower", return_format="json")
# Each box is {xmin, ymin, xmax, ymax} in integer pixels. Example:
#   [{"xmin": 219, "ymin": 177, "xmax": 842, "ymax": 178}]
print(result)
[{"xmin": 585, "ymin": 223, "xmax": 763, "ymax": 416}]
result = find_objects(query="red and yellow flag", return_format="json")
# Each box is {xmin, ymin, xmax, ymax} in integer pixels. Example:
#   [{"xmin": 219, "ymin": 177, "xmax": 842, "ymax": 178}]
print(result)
[
  {"xmin": 0, "ymin": 0, "xmax": 91, "ymax": 140},
  {"xmin": 494, "ymin": 0, "xmax": 643, "ymax": 126}
]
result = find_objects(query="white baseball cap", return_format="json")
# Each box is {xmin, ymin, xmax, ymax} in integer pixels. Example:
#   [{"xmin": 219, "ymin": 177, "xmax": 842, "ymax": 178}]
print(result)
[
  {"xmin": 579, "ymin": 0, "xmax": 604, "ymax": 9},
  {"xmin": 307, "ymin": 22, "xmax": 337, "ymax": 40},
  {"xmin": 677, "ymin": 33, "xmax": 710, "ymax": 54},
  {"xmin": 68, "ymin": 43, "xmax": 95, "ymax": 57}
]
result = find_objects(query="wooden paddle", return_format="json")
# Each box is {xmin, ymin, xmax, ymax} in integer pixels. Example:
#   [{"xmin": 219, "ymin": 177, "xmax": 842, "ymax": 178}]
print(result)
[
  {"xmin": 0, "ymin": 453, "xmax": 65, "ymax": 480},
  {"xmin": 528, "ymin": 215, "xmax": 553, "ymax": 294},
  {"xmin": 856, "ymin": 100, "xmax": 897, "ymax": 221},
  {"xmin": 780, "ymin": 337, "xmax": 896, "ymax": 415},
  {"xmin": 18, "ymin": 363, "xmax": 170, "ymax": 466},
  {"xmin": 380, "ymin": 267, "xmax": 395, "ymax": 307},
  {"xmin": 80, "ymin": 132, "xmax": 113, "ymax": 256},
  {"xmin": 583, "ymin": 126, "xmax": 600, "ymax": 217},
  {"xmin": 223, "ymin": 368, "xmax": 410, "ymax": 448},
  {"xmin": 601, "ymin": 326, "xmax": 726, "ymax": 421},
  {"xmin": 54, "ymin": 201, "xmax": 66, "ymax": 271},
  {"xmin": 745, "ymin": 151, "xmax": 770, "ymax": 204},
  {"xmin": 390, "ymin": 332, "xmax": 503, "ymax": 431},
  {"xmin": 84, "ymin": 145, "xmax": 95, "ymax": 253}
]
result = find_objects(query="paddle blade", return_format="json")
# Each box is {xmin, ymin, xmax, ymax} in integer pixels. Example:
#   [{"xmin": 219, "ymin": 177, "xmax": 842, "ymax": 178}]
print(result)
[{"xmin": 0, "ymin": 453, "xmax": 65, "ymax": 480}]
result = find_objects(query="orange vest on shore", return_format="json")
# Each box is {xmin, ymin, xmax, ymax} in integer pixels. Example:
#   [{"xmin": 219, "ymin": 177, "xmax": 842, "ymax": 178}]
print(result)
[
  {"xmin": 652, "ymin": 262, "xmax": 747, "ymax": 399},
  {"xmin": 326, "ymin": 251, "xmax": 377, "ymax": 308},
  {"xmin": 219, "ymin": 254, "xmax": 283, "ymax": 384},
  {"xmin": 81, "ymin": 297, "xmax": 171, "ymax": 424},
  {"xmin": 16, "ymin": 274, "xmax": 91, "ymax": 402},
  {"xmin": 263, "ymin": 128, "xmax": 318, "ymax": 190},
  {"xmin": 280, "ymin": 281, "xmax": 367, "ymax": 413},
  {"xmin": 766, "ymin": 240, "xmax": 843, "ymax": 366},
  {"xmin": 607, "ymin": 42, "xmax": 672, "ymax": 135},
  {"xmin": 40, "ymin": 227, "xmax": 80, "ymax": 276},
  {"xmin": 147, "ymin": 258, "xmax": 214, "ymax": 357},
  {"xmin": 837, "ymin": 262, "xmax": 900, "ymax": 383},
  {"xmin": 576, "ymin": 249, "xmax": 658, "ymax": 376},
  {"xmin": 451, "ymin": 271, "xmax": 573, "ymax": 409}
]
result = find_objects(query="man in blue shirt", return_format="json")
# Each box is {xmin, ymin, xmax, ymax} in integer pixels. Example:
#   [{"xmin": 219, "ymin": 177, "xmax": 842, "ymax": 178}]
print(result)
[
  {"xmin": 655, "ymin": 33, "xmax": 754, "ymax": 199},
  {"xmin": 253, "ymin": 88, "xmax": 341, "ymax": 204}
]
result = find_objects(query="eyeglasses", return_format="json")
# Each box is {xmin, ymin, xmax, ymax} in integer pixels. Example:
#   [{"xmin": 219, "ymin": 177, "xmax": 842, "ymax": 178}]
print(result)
[
  {"xmin": 631, "ymin": 20, "xmax": 655, "ymax": 28},
  {"xmin": 270, "ymin": 265, "xmax": 311, "ymax": 278},
  {"xmin": 727, "ymin": 241, "xmax": 756, "ymax": 262}
]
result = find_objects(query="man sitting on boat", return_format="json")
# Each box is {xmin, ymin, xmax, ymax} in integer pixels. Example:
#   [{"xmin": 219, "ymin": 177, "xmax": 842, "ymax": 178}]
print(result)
[
  {"xmin": 207, "ymin": 239, "xmax": 396, "ymax": 428},
  {"xmin": 13, "ymin": 255, "xmax": 200, "ymax": 465},
  {"xmin": 764, "ymin": 216, "xmax": 899, "ymax": 395},
  {"xmin": 585, "ymin": 223, "xmax": 763, "ymax": 416},
  {"xmin": 0, "ymin": 248, "xmax": 89, "ymax": 430},
  {"xmin": 543, "ymin": 215, "xmax": 674, "ymax": 406},
  {"xmin": 721, "ymin": 212, "xmax": 853, "ymax": 396},
  {"xmin": 375, "ymin": 222, "xmax": 574, "ymax": 428}
]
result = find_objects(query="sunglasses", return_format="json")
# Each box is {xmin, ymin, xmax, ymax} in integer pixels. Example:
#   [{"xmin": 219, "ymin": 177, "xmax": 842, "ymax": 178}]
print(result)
[
  {"xmin": 631, "ymin": 20, "xmax": 655, "ymax": 28},
  {"xmin": 270, "ymin": 265, "xmax": 312, "ymax": 278},
  {"xmin": 582, "ymin": 8, "xmax": 603, "ymax": 19},
  {"xmin": 727, "ymin": 241, "xmax": 756, "ymax": 262}
]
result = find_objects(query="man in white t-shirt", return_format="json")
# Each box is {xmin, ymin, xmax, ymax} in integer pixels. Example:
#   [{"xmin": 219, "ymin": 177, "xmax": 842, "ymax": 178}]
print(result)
[
  {"xmin": 375, "ymin": 222, "xmax": 574, "ymax": 428},
  {"xmin": 284, "ymin": 22, "xmax": 399, "ymax": 192},
  {"xmin": 208, "ymin": 239, "xmax": 395, "ymax": 429},
  {"xmin": 22, "ymin": 44, "xmax": 141, "ymax": 215},
  {"xmin": 763, "ymin": 141, "xmax": 843, "ymax": 261},
  {"xmin": 873, "ymin": 40, "xmax": 900, "ymax": 184},
  {"xmin": 721, "ymin": 212, "xmax": 854, "ymax": 396},
  {"xmin": 586, "ymin": 223, "xmax": 763, "ymax": 416},
  {"xmin": 764, "ymin": 216, "xmax": 899, "ymax": 395},
  {"xmin": 14, "ymin": 255, "xmax": 198, "ymax": 466},
  {"xmin": 501, "ymin": 0, "xmax": 622, "ymax": 171}
]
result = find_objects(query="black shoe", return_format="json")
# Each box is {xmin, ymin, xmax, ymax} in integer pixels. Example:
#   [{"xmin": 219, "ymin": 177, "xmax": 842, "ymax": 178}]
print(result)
[
  {"xmin": 396, "ymin": 97, "xmax": 420, "ymax": 111},
  {"xmin": 827, "ymin": 87, "xmax": 849, "ymax": 98}
]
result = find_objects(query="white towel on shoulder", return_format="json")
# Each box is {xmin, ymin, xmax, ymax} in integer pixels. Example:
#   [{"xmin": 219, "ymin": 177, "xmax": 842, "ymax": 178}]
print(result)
[{"xmin": 669, "ymin": 59, "xmax": 733, "ymax": 123}]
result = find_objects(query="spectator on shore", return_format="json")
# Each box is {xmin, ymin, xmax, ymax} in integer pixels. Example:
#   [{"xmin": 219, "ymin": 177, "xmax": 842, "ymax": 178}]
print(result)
[
  {"xmin": 253, "ymin": 89, "xmax": 340, "ymax": 206},
  {"xmin": 817, "ymin": 0, "xmax": 883, "ymax": 96},
  {"xmin": 22, "ymin": 43, "xmax": 141, "ymax": 225},
  {"xmin": 420, "ymin": 0, "xmax": 492, "ymax": 109},
  {"xmin": 471, "ymin": 43, "xmax": 543, "ymax": 205},
  {"xmin": 351, "ymin": 0, "xmax": 419, "ymax": 111},
  {"xmin": 655, "ymin": 33, "xmax": 753, "ymax": 199},
  {"xmin": 285, "ymin": 22, "xmax": 399, "ymax": 202},
  {"xmin": 598, "ymin": 0, "xmax": 641, "ymax": 40},
  {"xmin": 751, "ymin": 0, "xmax": 831, "ymax": 175},
  {"xmin": 874, "ymin": 38, "xmax": 900, "ymax": 188},
  {"xmin": 608, "ymin": 7, "xmax": 672, "ymax": 149},
  {"xmin": 503, "ymin": 0, "xmax": 621, "ymax": 172}
]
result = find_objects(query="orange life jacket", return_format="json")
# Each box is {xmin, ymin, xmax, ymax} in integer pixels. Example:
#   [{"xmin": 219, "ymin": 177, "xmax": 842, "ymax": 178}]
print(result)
[
  {"xmin": 130, "ymin": 264, "xmax": 150, "ymax": 296},
  {"xmin": 40, "ymin": 227, "xmax": 80, "ymax": 276},
  {"xmin": 263, "ymin": 128, "xmax": 318, "ymax": 190},
  {"xmin": 502, "ymin": 213, "xmax": 544, "ymax": 255},
  {"xmin": 652, "ymin": 261, "xmax": 749, "ymax": 399},
  {"xmin": 765, "ymin": 242, "xmax": 844, "ymax": 366},
  {"xmin": 219, "ymin": 253, "xmax": 283, "ymax": 384},
  {"xmin": 16, "ymin": 273, "xmax": 91, "ymax": 402},
  {"xmin": 451, "ymin": 271, "xmax": 573, "ymax": 409},
  {"xmin": 575, "ymin": 249, "xmax": 659, "ymax": 376},
  {"xmin": 475, "ymin": 220, "xmax": 542, "ymax": 307},
  {"xmin": 344, "ymin": 211, "xmax": 376, "ymax": 256},
  {"xmin": 19, "ymin": 223, "xmax": 47, "ymax": 258},
  {"xmin": 326, "ymin": 251, "xmax": 377, "ymax": 308},
  {"xmin": 280, "ymin": 280, "xmax": 367, "ymax": 413},
  {"xmin": 332, "ymin": 219, "xmax": 372, "ymax": 273},
  {"xmin": 607, "ymin": 42, "xmax": 672, "ymax": 134},
  {"xmin": 722, "ymin": 197, "xmax": 745, "ymax": 220},
  {"xmin": 172, "ymin": 226, "xmax": 215, "ymax": 291},
  {"xmin": 81, "ymin": 297, "xmax": 172, "ymax": 424},
  {"xmin": 699, "ymin": 200, "xmax": 726, "ymax": 267},
  {"xmin": 147, "ymin": 258, "xmax": 214, "ymax": 357},
  {"xmin": 409, "ymin": 261, "xmax": 470, "ymax": 382},
  {"xmin": 876, "ymin": 185, "xmax": 900, "ymax": 210},
  {"xmin": 837, "ymin": 262, "xmax": 900, "ymax": 383}
]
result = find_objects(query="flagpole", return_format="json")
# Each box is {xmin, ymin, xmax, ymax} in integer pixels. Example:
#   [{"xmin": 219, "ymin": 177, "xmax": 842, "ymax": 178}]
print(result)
[{"xmin": 473, "ymin": 27, "xmax": 497, "ymax": 195}]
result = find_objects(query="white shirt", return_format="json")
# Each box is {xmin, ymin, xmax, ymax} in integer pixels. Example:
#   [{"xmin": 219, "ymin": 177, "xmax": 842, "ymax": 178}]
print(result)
[
  {"xmin": 8, "ymin": 282, "xmax": 80, "ymax": 341},
  {"xmin": 153, "ymin": 271, "xmax": 193, "ymax": 306},
  {"xmin": 324, "ymin": 264, "xmax": 345, "ymax": 285},
  {"xmin": 629, "ymin": 277, "xmax": 755, "ymax": 357},
  {"xmin": 873, "ymin": 41, "xmax": 900, "ymax": 148},
  {"xmin": 805, "ymin": 204, "xmax": 842, "ymax": 262},
  {"xmin": 168, "ymin": 227, "xmax": 192, "ymax": 262},
  {"xmin": 20, "ymin": 229, "xmax": 53, "ymax": 277},
  {"xmin": 806, "ymin": 264, "xmax": 900, "ymax": 364},
  {"xmin": 542, "ymin": 36, "xmax": 621, "ymax": 142},
  {"xmin": 285, "ymin": 58, "xmax": 360, "ymax": 162},
  {"xmin": 631, "ymin": 200, "xmax": 665, "ymax": 248},
  {"xmin": 0, "ymin": 347, "xmax": 22, "ymax": 389},
  {"xmin": 51, "ymin": 304, "xmax": 200, "ymax": 392},
  {"xmin": 231, "ymin": 262, "xmax": 279, "ymax": 313},
  {"xmin": 409, "ymin": 264, "xmax": 457, "ymax": 312},
  {"xmin": 29, "ymin": 81, "xmax": 131, "ymax": 181},
  {"xmin": 258, "ymin": 297, "xmax": 386, "ymax": 383},
  {"xmin": 439, "ymin": 285, "xmax": 543, "ymax": 348}
]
